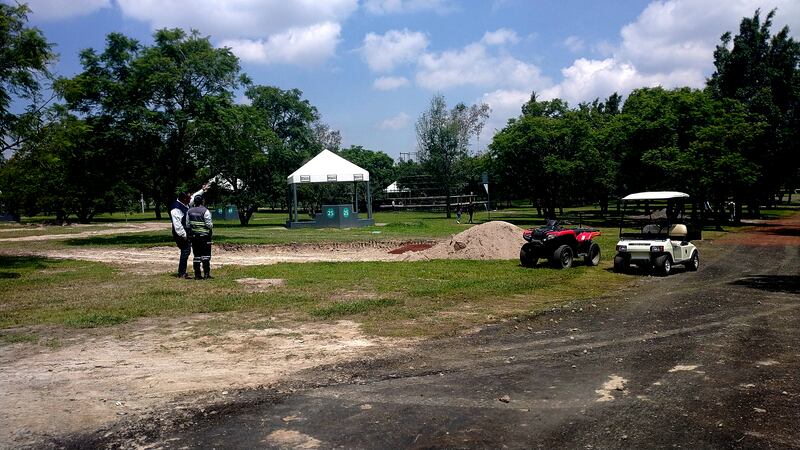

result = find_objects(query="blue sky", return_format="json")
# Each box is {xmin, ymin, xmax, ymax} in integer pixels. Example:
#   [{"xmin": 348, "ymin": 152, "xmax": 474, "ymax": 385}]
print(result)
[{"xmin": 13, "ymin": 0, "xmax": 800, "ymax": 159}]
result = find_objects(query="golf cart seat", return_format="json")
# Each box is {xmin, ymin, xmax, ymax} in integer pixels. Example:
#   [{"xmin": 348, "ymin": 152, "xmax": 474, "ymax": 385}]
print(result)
[{"xmin": 669, "ymin": 224, "xmax": 687, "ymax": 238}]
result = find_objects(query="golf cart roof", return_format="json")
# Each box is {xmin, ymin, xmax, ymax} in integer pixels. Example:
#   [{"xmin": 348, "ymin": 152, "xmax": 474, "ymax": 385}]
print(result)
[{"xmin": 622, "ymin": 191, "xmax": 689, "ymax": 201}]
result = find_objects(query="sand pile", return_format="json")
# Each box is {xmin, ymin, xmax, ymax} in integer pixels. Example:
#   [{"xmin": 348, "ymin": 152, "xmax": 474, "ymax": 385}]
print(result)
[{"xmin": 406, "ymin": 221, "xmax": 526, "ymax": 261}]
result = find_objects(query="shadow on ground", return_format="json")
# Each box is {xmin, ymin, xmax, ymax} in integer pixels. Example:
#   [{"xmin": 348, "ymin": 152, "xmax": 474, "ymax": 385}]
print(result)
[{"xmin": 731, "ymin": 275, "xmax": 800, "ymax": 294}]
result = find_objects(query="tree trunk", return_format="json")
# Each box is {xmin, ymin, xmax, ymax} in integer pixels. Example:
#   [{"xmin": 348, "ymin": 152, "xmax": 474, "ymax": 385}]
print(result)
[
  {"xmin": 600, "ymin": 195, "xmax": 609, "ymax": 215},
  {"xmin": 238, "ymin": 206, "xmax": 256, "ymax": 226},
  {"xmin": 445, "ymin": 185, "xmax": 451, "ymax": 218}
]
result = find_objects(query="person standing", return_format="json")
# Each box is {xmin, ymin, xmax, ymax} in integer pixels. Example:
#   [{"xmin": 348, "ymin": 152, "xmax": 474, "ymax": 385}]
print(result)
[
  {"xmin": 170, "ymin": 191, "xmax": 192, "ymax": 278},
  {"xmin": 186, "ymin": 195, "xmax": 214, "ymax": 279},
  {"xmin": 169, "ymin": 186, "xmax": 207, "ymax": 278},
  {"xmin": 467, "ymin": 200, "xmax": 475, "ymax": 224}
]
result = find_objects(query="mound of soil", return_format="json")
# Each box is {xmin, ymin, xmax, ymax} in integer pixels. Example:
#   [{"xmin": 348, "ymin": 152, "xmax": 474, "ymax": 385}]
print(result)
[{"xmin": 407, "ymin": 221, "xmax": 525, "ymax": 261}]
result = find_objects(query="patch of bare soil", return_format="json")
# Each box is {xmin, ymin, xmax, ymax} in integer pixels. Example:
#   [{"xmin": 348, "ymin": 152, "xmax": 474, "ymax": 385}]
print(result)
[
  {"xmin": 719, "ymin": 214, "xmax": 800, "ymax": 247},
  {"xmin": 405, "ymin": 221, "xmax": 526, "ymax": 261},
  {"xmin": 7, "ymin": 240, "xmax": 440, "ymax": 269},
  {"xmin": 0, "ymin": 222, "xmax": 168, "ymax": 242},
  {"xmin": 388, "ymin": 242, "xmax": 435, "ymax": 254},
  {"xmin": 236, "ymin": 277, "xmax": 286, "ymax": 291},
  {"xmin": 0, "ymin": 316, "xmax": 413, "ymax": 448},
  {"xmin": 3, "ymin": 222, "xmax": 529, "ymax": 268}
]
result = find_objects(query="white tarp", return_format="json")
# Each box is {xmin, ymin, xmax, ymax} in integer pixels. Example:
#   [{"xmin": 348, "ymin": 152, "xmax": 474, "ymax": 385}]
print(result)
[
  {"xmin": 622, "ymin": 191, "xmax": 689, "ymax": 201},
  {"xmin": 384, "ymin": 181, "xmax": 409, "ymax": 193},
  {"xmin": 287, "ymin": 149, "xmax": 370, "ymax": 185}
]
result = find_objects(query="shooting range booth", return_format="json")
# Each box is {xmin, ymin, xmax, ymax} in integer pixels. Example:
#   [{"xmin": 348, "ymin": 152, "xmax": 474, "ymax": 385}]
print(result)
[{"xmin": 286, "ymin": 149, "xmax": 375, "ymax": 229}]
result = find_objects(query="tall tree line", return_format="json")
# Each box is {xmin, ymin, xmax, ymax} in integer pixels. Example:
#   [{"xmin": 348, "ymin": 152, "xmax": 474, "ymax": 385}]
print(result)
[
  {"xmin": 0, "ymin": 5, "xmax": 400, "ymax": 225},
  {"xmin": 486, "ymin": 9, "xmax": 799, "ymax": 223}
]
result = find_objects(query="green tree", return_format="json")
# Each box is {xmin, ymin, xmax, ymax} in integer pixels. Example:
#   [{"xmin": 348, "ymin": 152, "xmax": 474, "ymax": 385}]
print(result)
[
  {"xmin": 489, "ymin": 92, "xmax": 607, "ymax": 216},
  {"xmin": 58, "ymin": 29, "xmax": 245, "ymax": 219},
  {"xmin": 415, "ymin": 94, "xmax": 489, "ymax": 217},
  {"xmin": 0, "ymin": 2, "xmax": 56, "ymax": 155},
  {"xmin": 246, "ymin": 85, "xmax": 321, "ymax": 209},
  {"xmin": 708, "ymin": 9, "xmax": 800, "ymax": 211},
  {"xmin": 0, "ymin": 109, "xmax": 134, "ymax": 222},
  {"xmin": 611, "ymin": 87, "xmax": 764, "ymax": 226},
  {"xmin": 195, "ymin": 104, "xmax": 281, "ymax": 225}
]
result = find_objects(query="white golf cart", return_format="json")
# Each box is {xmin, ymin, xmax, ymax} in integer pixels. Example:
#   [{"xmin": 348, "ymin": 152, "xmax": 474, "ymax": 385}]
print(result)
[{"xmin": 613, "ymin": 191, "xmax": 701, "ymax": 276}]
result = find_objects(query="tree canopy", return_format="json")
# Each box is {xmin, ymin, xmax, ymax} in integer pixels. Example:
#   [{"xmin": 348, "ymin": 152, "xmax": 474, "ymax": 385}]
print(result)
[
  {"xmin": 415, "ymin": 94, "xmax": 490, "ymax": 217},
  {"xmin": 0, "ymin": 3, "xmax": 55, "ymax": 155}
]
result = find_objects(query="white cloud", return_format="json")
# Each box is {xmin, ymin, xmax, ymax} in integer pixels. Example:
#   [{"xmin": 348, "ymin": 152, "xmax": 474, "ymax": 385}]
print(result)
[
  {"xmin": 116, "ymin": 0, "xmax": 357, "ymax": 38},
  {"xmin": 115, "ymin": 0, "xmax": 357, "ymax": 66},
  {"xmin": 363, "ymin": 0, "xmax": 455, "ymax": 15},
  {"xmin": 546, "ymin": 0, "xmax": 800, "ymax": 105},
  {"xmin": 481, "ymin": 28, "xmax": 520, "ymax": 46},
  {"xmin": 563, "ymin": 35, "xmax": 585, "ymax": 53},
  {"xmin": 378, "ymin": 112, "xmax": 410, "ymax": 130},
  {"xmin": 547, "ymin": 58, "xmax": 704, "ymax": 104},
  {"xmin": 22, "ymin": 0, "xmax": 110, "ymax": 21},
  {"xmin": 416, "ymin": 42, "xmax": 549, "ymax": 91},
  {"xmin": 373, "ymin": 76, "xmax": 410, "ymax": 90},
  {"xmin": 362, "ymin": 29, "xmax": 429, "ymax": 72},
  {"xmin": 617, "ymin": 0, "xmax": 799, "ymax": 74},
  {"xmin": 220, "ymin": 22, "xmax": 341, "ymax": 66},
  {"xmin": 479, "ymin": 89, "xmax": 530, "ymax": 139}
]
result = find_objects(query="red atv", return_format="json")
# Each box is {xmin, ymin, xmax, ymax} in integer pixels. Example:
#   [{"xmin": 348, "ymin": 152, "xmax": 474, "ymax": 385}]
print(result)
[{"xmin": 520, "ymin": 219, "xmax": 601, "ymax": 269}]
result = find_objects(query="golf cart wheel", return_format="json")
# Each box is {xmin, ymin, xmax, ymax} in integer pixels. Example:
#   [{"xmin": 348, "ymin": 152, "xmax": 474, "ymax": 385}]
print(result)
[
  {"xmin": 654, "ymin": 254, "xmax": 672, "ymax": 276},
  {"xmin": 520, "ymin": 244, "xmax": 538, "ymax": 268},
  {"xmin": 551, "ymin": 245, "xmax": 573, "ymax": 269},
  {"xmin": 613, "ymin": 255, "xmax": 629, "ymax": 273},
  {"xmin": 584, "ymin": 243, "xmax": 601, "ymax": 266},
  {"xmin": 686, "ymin": 251, "xmax": 699, "ymax": 271}
]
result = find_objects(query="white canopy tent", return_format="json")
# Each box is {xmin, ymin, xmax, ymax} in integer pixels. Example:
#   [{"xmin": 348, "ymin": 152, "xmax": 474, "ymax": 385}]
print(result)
[
  {"xmin": 286, "ymin": 149, "xmax": 373, "ymax": 225},
  {"xmin": 287, "ymin": 149, "xmax": 370, "ymax": 184}
]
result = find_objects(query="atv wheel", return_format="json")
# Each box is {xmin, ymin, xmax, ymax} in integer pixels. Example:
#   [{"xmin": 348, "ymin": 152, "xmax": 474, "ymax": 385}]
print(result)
[
  {"xmin": 584, "ymin": 243, "xmax": 601, "ymax": 266},
  {"xmin": 613, "ymin": 255, "xmax": 629, "ymax": 273},
  {"xmin": 654, "ymin": 254, "xmax": 672, "ymax": 276},
  {"xmin": 551, "ymin": 245, "xmax": 573, "ymax": 269},
  {"xmin": 686, "ymin": 251, "xmax": 699, "ymax": 271},
  {"xmin": 520, "ymin": 244, "xmax": 538, "ymax": 267}
]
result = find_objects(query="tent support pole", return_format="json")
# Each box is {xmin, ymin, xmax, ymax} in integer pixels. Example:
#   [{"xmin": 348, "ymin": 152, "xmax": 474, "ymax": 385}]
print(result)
[
  {"xmin": 292, "ymin": 183, "xmax": 298, "ymax": 223},
  {"xmin": 366, "ymin": 180, "xmax": 372, "ymax": 220}
]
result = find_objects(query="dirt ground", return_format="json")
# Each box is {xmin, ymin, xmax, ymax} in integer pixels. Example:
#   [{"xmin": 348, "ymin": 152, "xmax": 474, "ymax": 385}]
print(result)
[
  {"xmin": 0, "ymin": 221, "xmax": 524, "ymax": 447},
  {"xmin": 1, "ymin": 221, "xmax": 526, "ymax": 271},
  {"xmin": 0, "ymin": 222, "xmax": 167, "ymax": 242},
  {"xmin": 0, "ymin": 316, "xmax": 417, "ymax": 447},
  {"xmin": 64, "ymin": 212, "xmax": 798, "ymax": 449}
]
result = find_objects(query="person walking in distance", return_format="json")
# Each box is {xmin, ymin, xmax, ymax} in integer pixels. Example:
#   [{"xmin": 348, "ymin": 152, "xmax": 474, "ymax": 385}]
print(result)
[
  {"xmin": 186, "ymin": 195, "xmax": 214, "ymax": 279},
  {"xmin": 467, "ymin": 199, "xmax": 475, "ymax": 224}
]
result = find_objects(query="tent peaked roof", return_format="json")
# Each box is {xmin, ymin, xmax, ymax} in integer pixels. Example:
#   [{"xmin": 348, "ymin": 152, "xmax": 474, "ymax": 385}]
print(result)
[{"xmin": 286, "ymin": 149, "xmax": 370, "ymax": 185}]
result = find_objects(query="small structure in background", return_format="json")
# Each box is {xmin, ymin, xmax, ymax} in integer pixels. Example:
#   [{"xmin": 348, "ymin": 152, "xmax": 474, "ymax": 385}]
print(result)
[
  {"xmin": 286, "ymin": 150, "xmax": 374, "ymax": 229},
  {"xmin": 212, "ymin": 205, "xmax": 239, "ymax": 221}
]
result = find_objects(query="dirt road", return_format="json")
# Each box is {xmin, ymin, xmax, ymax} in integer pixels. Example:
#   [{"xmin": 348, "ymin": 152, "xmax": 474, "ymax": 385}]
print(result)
[{"xmin": 55, "ymin": 215, "xmax": 800, "ymax": 449}]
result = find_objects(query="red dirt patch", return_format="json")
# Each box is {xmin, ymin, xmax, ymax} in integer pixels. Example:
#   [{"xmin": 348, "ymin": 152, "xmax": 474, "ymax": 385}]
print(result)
[
  {"xmin": 719, "ymin": 213, "xmax": 800, "ymax": 247},
  {"xmin": 388, "ymin": 243, "xmax": 435, "ymax": 254}
]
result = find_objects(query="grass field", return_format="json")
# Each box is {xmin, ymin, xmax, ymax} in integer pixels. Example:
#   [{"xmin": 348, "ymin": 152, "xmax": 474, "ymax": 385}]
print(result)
[
  {"xmin": 1, "ymin": 204, "xmax": 796, "ymax": 342},
  {"xmin": 0, "ymin": 254, "xmax": 626, "ymax": 340}
]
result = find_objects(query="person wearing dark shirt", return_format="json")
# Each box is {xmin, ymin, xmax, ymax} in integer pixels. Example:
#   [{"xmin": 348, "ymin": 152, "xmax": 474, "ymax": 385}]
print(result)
[{"xmin": 185, "ymin": 195, "xmax": 214, "ymax": 279}]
